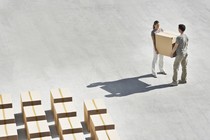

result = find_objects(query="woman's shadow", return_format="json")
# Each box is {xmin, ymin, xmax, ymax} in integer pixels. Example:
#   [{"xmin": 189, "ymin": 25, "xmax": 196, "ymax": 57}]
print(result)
[{"xmin": 87, "ymin": 74, "xmax": 171, "ymax": 97}]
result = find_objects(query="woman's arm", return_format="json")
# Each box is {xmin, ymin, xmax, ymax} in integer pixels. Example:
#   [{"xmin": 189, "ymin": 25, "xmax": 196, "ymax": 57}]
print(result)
[{"xmin": 151, "ymin": 35, "xmax": 158, "ymax": 53}]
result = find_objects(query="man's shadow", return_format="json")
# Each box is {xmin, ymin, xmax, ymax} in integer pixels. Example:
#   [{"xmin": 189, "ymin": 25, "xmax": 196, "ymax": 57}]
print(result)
[{"xmin": 87, "ymin": 74, "xmax": 171, "ymax": 97}]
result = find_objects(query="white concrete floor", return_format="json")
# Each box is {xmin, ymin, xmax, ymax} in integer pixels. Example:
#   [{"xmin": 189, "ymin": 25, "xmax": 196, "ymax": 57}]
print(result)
[{"xmin": 1, "ymin": 0, "xmax": 210, "ymax": 140}]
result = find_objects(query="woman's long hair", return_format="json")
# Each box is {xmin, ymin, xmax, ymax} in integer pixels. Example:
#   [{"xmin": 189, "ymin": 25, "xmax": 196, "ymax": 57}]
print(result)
[{"xmin": 153, "ymin": 20, "xmax": 159, "ymax": 29}]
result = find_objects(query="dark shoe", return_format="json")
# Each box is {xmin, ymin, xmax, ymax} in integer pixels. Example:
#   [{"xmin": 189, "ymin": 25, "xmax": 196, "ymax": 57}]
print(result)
[
  {"xmin": 170, "ymin": 81, "xmax": 178, "ymax": 86},
  {"xmin": 158, "ymin": 71, "xmax": 167, "ymax": 75},
  {"xmin": 178, "ymin": 80, "xmax": 187, "ymax": 84}
]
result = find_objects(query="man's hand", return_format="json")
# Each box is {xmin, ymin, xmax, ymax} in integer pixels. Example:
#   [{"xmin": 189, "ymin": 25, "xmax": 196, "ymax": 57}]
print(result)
[
  {"xmin": 170, "ymin": 43, "xmax": 178, "ymax": 58},
  {"xmin": 170, "ymin": 52, "xmax": 174, "ymax": 58},
  {"xmin": 155, "ymin": 49, "xmax": 159, "ymax": 54}
]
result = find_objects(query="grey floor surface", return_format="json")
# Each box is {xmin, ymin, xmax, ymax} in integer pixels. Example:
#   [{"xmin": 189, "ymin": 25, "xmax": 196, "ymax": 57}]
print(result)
[{"xmin": 1, "ymin": 0, "xmax": 210, "ymax": 140}]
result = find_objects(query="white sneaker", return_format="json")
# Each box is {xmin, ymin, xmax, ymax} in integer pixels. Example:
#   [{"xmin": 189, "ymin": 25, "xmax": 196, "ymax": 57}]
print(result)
[
  {"xmin": 152, "ymin": 74, "xmax": 157, "ymax": 78},
  {"xmin": 158, "ymin": 71, "xmax": 167, "ymax": 75}
]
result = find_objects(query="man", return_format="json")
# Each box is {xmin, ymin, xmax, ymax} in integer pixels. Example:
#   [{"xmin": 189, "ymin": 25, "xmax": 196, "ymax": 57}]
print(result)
[{"xmin": 170, "ymin": 24, "xmax": 189, "ymax": 86}]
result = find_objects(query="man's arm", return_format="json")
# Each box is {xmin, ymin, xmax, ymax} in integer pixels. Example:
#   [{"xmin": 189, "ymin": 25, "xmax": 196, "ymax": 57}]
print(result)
[{"xmin": 170, "ymin": 43, "xmax": 178, "ymax": 57}]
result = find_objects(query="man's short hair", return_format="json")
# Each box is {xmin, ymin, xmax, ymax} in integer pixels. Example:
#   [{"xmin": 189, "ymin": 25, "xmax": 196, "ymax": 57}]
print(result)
[{"xmin": 179, "ymin": 24, "xmax": 186, "ymax": 32}]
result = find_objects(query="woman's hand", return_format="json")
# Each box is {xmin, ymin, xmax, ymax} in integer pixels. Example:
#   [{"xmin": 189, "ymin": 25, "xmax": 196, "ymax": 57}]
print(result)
[
  {"xmin": 170, "ymin": 52, "xmax": 174, "ymax": 58},
  {"xmin": 155, "ymin": 49, "xmax": 159, "ymax": 54}
]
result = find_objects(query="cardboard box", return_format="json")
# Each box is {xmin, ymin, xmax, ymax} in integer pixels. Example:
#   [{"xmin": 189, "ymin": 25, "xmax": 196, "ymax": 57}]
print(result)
[
  {"xmin": 0, "ymin": 123, "xmax": 18, "ymax": 140},
  {"xmin": 21, "ymin": 91, "xmax": 41, "ymax": 111},
  {"xmin": 155, "ymin": 32, "xmax": 178, "ymax": 57},
  {"xmin": 52, "ymin": 102, "xmax": 77, "ymax": 126},
  {"xmin": 58, "ymin": 117, "xmax": 83, "ymax": 136},
  {"xmin": 90, "ymin": 114, "xmax": 115, "ymax": 140},
  {"xmin": 0, "ymin": 108, "xmax": 15, "ymax": 125},
  {"xmin": 96, "ymin": 130, "xmax": 120, "ymax": 140},
  {"xmin": 84, "ymin": 99, "xmax": 107, "ymax": 131},
  {"xmin": 50, "ymin": 88, "xmax": 72, "ymax": 110},
  {"xmin": 23, "ymin": 105, "xmax": 46, "ymax": 123},
  {"xmin": 26, "ymin": 120, "xmax": 51, "ymax": 139},
  {"xmin": 0, "ymin": 94, "xmax": 12, "ymax": 109},
  {"xmin": 62, "ymin": 133, "xmax": 85, "ymax": 140}
]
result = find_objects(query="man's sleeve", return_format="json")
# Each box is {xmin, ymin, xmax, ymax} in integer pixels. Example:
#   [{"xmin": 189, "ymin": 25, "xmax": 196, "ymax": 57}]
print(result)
[{"xmin": 176, "ymin": 36, "xmax": 180, "ymax": 45}]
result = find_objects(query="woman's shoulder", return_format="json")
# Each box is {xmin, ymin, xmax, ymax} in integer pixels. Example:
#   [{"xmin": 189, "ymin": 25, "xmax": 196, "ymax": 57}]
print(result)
[
  {"xmin": 151, "ymin": 29, "xmax": 156, "ymax": 32},
  {"xmin": 151, "ymin": 29, "xmax": 155, "ymax": 36}
]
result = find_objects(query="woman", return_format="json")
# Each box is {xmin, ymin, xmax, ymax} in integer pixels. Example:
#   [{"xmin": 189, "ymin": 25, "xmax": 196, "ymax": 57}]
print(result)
[{"xmin": 151, "ymin": 20, "xmax": 166, "ymax": 78}]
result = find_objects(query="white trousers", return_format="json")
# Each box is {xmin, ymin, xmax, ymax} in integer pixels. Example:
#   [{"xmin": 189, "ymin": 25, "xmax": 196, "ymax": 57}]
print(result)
[{"xmin": 152, "ymin": 50, "xmax": 164, "ymax": 75}]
